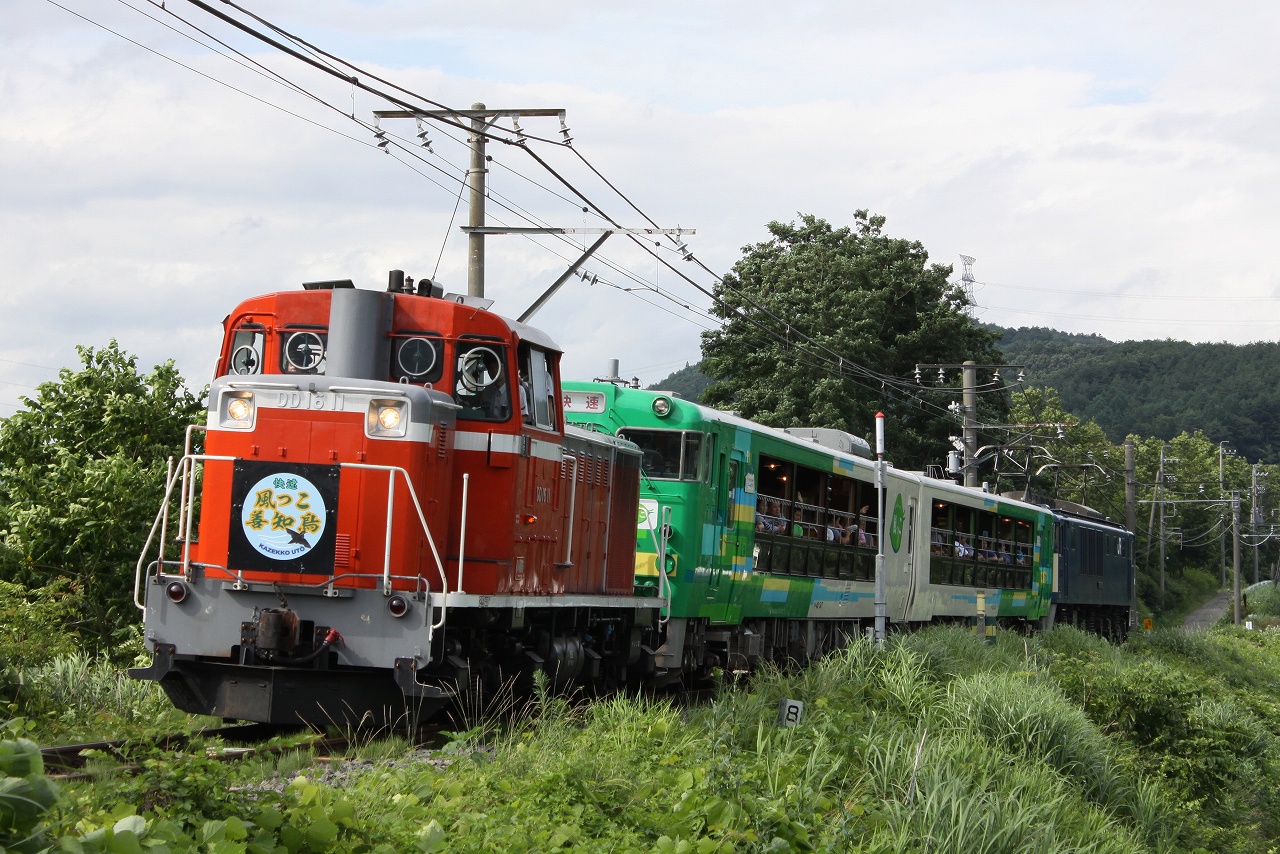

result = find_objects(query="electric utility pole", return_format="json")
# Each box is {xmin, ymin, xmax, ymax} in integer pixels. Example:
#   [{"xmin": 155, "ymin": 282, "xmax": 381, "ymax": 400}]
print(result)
[
  {"xmin": 916, "ymin": 361, "xmax": 1024, "ymax": 489},
  {"xmin": 466, "ymin": 104, "xmax": 488, "ymax": 297},
  {"xmin": 962, "ymin": 361, "xmax": 977, "ymax": 487},
  {"xmin": 1124, "ymin": 440, "xmax": 1136, "ymax": 535},
  {"xmin": 373, "ymin": 104, "xmax": 569, "ymax": 298},
  {"xmin": 1252, "ymin": 465, "xmax": 1267, "ymax": 585},
  {"xmin": 374, "ymin": 105, "xmax": 694, "ymax": 311},
  {"xmin": 1220, "ymin": 442, "xmax": 1232, "ymax": 588},
  {"xmin": 1233, "ymin": 492, "xmax": 1242, "ymax": 625}
]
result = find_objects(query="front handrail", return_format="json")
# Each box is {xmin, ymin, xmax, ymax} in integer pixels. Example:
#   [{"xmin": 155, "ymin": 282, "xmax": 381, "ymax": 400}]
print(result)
[
  {"xmin": 134, "ymin": 452, "xmax": 236, "ymax": 611},
  {"xmin": 137, "ymin": 456, "xmax": 452, "ymax": 631},
  {"xmin": 457, "ymin": 473, "xmax": 470, "ymax": 593},
  {"xmin": 335, "ymin": 462, "xmax": 450, "ymax": 630}
]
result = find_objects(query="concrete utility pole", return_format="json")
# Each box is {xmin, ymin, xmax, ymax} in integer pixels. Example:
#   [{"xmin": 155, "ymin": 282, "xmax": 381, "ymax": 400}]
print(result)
[
  {"xmin": 466, "ymin": 103, "xmax": 487, "ymax": 297},
  {"xmin": 372, "ymin": 105, "xmax": 569, "ymax": 298},
  {"xmin": 1156, "ymin": 445, "xmax": 1178, "ymax": 608},
  {"xmin": 1233, "ymin": 492, "xmax": 1242, "ymax": 625},
  {"xmin": 962, "ymin": 361, "xmax": 978, "ymax": 488},
  {"xmin": 1219, "ymin": 442, "xmax": 1232, "ymax": 588},
  {"xmin": 1124, "ymin": 440, "xmax": 1136, "ymax": 536},
  {"xmin": 1124, "ymin": 440, "xmax": 1138, "ymax": 629},
  {"xmin": 916, "ymin": 360, "xmax": 1023, "ymax": 487},
  {"xmin": 1251, "ymin": 465, "xmax": 1266, "ymax": 585}
]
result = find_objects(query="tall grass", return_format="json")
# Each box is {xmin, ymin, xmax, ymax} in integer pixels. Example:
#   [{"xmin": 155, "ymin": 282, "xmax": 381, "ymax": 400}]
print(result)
[{"xmin": 17, "ymin": 652, "xmax": 193, "ymax": 741}]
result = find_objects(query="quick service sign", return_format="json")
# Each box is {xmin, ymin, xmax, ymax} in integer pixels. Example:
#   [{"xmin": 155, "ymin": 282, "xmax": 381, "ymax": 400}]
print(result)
[{"xmin": 562, "ymin": 391, "xmax": 606, "ymax": 414}]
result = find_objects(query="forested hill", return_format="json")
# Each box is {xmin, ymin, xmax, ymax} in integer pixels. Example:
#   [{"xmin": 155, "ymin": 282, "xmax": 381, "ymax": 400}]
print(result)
[
  {"xmin": 647, "ymin": 328, "xmax": 1280, "ymax": 463},
  {"xmin": 996, "ymin": 326, "xmax": 1280, "ymax": 464},
  {"xmin": 646, "ymin": 362, "xmax": 713, "ymax": 402}
]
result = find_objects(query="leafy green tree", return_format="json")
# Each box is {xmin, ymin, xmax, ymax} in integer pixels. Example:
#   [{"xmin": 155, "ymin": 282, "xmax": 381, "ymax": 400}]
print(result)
[
  {"xmin": 700, "ymin": 212, "xmax": 1004, "ymax": 470},
  {"xmin": 0, "ymin": 342, "xmax": 204, "ymax": 649},
  {"xmin": 1005, "ymin": 388, "xmax": 1280, "ymax": 615},
  {"xmin": 1007, "ymin": 387, "xmax": 1122, "ymax": 515}
]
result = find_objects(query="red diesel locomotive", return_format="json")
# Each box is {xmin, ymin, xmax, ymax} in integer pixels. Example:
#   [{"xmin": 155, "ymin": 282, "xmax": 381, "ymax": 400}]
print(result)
[{"xmin": 131, "ymin": 273, "xmax": 655, "ymax": 726}]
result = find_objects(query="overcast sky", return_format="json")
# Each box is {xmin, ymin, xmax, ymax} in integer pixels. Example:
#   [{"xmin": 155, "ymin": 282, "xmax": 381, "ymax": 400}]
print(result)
[{"xmin": 4, "ymin": 0, "xmax": 1280, "ymax": 415}]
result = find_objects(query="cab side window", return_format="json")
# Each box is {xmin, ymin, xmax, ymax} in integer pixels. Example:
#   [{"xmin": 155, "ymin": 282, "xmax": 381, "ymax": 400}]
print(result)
[
  {"xmin": 227, "ymin": 323, "xmax": 266, "ymax": 376},
  {"xmin": 529, "ymin": 347, "xmax": 556, "ymax": 431}
]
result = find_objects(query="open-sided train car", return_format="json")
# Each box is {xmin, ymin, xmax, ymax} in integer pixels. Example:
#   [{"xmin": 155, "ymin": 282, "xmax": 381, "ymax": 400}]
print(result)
[{"xmin": 562, "ymin": 381, "xmax": 1060, "ymax": 683}]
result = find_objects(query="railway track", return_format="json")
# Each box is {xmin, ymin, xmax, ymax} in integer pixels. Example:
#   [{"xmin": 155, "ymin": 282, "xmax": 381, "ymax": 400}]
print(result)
[{"xmin": 40, "ymin": 723, "xmax": 345, "ymax": 781}]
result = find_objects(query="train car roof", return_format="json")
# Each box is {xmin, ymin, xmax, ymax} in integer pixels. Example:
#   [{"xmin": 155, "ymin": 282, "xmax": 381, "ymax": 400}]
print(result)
[{"xmin": 565, "ymin": 382, "xmax": 1053, "ymax": 519}]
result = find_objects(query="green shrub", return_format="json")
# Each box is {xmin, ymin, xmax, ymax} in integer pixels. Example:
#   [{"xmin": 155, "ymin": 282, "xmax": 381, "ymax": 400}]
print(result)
[{"xmin": 0, "ymin": 579, "xmax": 82, "ymax": 668}]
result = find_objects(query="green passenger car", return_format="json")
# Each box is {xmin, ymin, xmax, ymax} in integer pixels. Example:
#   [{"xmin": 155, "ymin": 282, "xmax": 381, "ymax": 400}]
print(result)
[{"xmin": 563, "ymin": 381, "xmax": 1055, "ymax": 679}]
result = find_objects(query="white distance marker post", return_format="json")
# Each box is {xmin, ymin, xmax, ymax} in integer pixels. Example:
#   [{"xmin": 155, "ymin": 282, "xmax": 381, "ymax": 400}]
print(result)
[{"xmin": 874, "ymin": 411, "xmax": 887, "ymax": 647}]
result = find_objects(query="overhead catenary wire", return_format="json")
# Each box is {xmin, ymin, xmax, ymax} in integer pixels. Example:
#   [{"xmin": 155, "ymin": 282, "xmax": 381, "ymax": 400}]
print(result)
[
  {"xmin": 176, "ymin": 0, "xmax": 950, "ymax": 401},
  {"xmin": 44, "ymin": 0, "xmax": 376, "ymax": 150},
  {"xmin": 62, "ymin": 0, "xmax": 994, "ymax": 430},
  {"xmin": 128, "ymin": 0, "xmax": 712, "ymax": 329}
]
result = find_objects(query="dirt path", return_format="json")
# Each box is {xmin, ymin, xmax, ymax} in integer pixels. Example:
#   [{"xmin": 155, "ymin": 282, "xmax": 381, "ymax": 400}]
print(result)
[{"xmin": 1182, "ymin": 590, "xmax": 1231, "ymax": 631}]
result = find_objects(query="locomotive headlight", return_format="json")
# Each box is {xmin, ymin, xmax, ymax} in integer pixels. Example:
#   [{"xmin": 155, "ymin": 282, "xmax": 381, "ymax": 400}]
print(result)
[
  {"xmin": 227, "ymin": 398, "xmax": 252, "ymax": 422},
  {"xmin": 367, "ymin": 399, "xmax": 408, "ymax": 438},
  {"xmin": 218, "ymin": 391, "xmax": 256, "ymax": 429},
  {"xmin": 652, "ymin": 396, "xmax": 672, "ymax": 417}
]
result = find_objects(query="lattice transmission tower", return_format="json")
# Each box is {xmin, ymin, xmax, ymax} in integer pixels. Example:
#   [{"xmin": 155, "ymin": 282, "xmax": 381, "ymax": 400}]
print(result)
[{"xmin": 959, "ymin": 254, "xmax": 976, "ymax": 304}]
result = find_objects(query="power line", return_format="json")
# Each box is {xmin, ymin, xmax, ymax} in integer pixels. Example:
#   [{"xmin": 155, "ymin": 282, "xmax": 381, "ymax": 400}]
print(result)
[
  {"xmin": 43, "ymin": 0, "xmax": 375, "ymax": 149},
  {"xmin": 67, "ymin": 0, "xmax": 994, "ymax": 434}
]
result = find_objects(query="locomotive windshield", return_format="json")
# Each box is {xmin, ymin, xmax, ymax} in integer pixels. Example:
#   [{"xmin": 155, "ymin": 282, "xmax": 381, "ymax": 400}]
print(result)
[
  {"xmin": 391, "ymin": 333, "xmax": 444, "ymax": 384},
  {"xmin": 279, "ymin": 326, "xmax": 328, "ymax": 375},
  {"xmin": 619, "ymin": 429, "xmax": 702, "ymax": 480}
]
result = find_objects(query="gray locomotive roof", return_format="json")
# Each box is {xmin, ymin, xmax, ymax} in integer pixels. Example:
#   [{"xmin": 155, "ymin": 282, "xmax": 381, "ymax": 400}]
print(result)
[{"xmin": 497, "ymin": 315, "xmax": 562, "ymax": 353}]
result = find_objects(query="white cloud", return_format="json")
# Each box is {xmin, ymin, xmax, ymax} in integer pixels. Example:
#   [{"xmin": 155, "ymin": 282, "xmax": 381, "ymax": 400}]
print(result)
[{"xmin": 3, "ymin": 0, "xmax": 1280, "ymax": 418}]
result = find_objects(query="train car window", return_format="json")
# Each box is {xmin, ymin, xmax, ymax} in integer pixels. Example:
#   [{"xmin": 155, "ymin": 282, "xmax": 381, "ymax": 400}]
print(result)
[
  {"xmin": 828, "ymin": 476, "xmax": 855, "ymax": 518},
  {"xmin": 391, "ymin": 332, "xmax": 444, "ymax": 384},
  {"xmin": 454, "ymin": 341, "xmax": 511, "ymax": 422},
  {"xmin": 620, "ymin": 429, "xmax": 682, "ymax": 479},
  {"xmin": 618, "ymin": 429, "xmax": 703, "ymax": 480},
  {"xmin": 227, "ymin": 324, "xmax": 265, "ymax": 376},
  {"xmin": 794, "ymin": 467, "xmax": 825, "ymax": 529},
  {"xmin": 279, "ymin": 326, "xmax": 328, "ymax": 375},
  {"xmin": 1014, "ymin": 519, "xmax": 1033, "ymax": 565},
  {"xmin": 683, "ymin": 434, "xmax": 704, "ymax": 481},
  {"xmin": 757, "ymin": 456, "xmax": 792, "ymax": 499}
]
